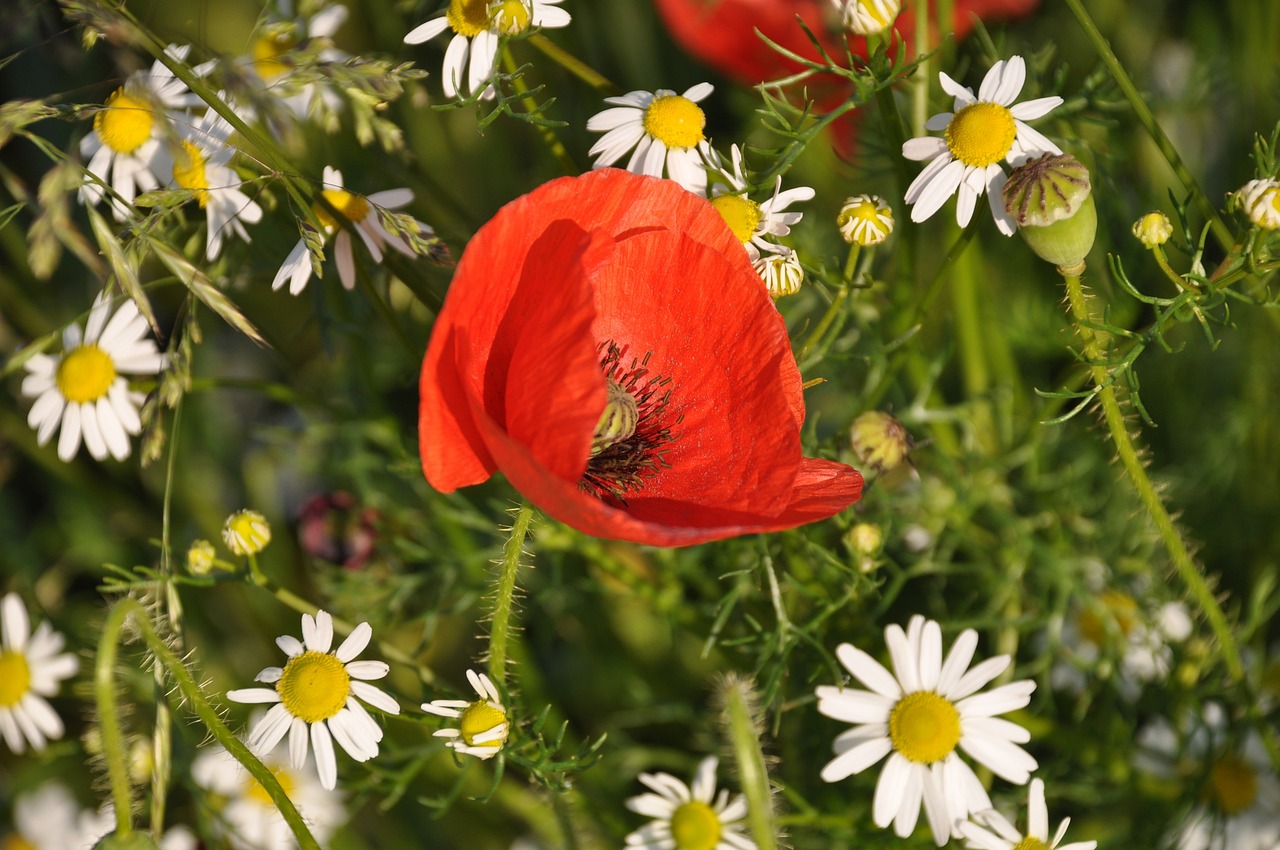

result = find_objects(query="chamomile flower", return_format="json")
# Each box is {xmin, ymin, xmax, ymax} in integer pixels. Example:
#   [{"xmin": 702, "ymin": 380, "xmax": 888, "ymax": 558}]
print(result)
[
  {"xmin": 902, "ymin": 55, "xmax": 1062, "ymax": 235},
  {"xmin": 754, "ymin": 249, "xmax": 804, "ymax": 299},
  {"xmin": 192, "ymin": 735, "xmax": 347, "ymax": 850},
  {"xmin": 79, "ymin": 44, "xmax": 199, "ymax": 220},
  {"xmin": 226, "ymin": 610, "xmax": 400, "ymax": 791},
  {"xmin": 1236, "ymin": 178, "xmax": 1280, "ymax": 230},
  {"xmin": 223, "ymin": 509, "xmax": 272, "ymax": 556},
  {"xmin": 708, "ymin": 145, "xmax": 815, "ymax": 262},
  {"xmin": 0, "ymin": 594, "xmax": 78, "ymax": 754},
  {"xmin": 3, "ymin": 783, "xmax": 87, "ymax": 850},
  {"xmin": 624, "ymin": 756, "xmax": 757, "ymax": 850},
  {"xmin": 816, "ymin": 615, "xmax": 1038, "ymax": 846},
  {"xmin": 835, "ymin": 0, "xmax": 901, "ymax": 35},
  {"xmin": 586, "ymin": 83, "xmax": 715, "ymax": 194},
  {"xmin": 21, "ymin": 292, "xmax": 167, "ymax": 463},
  {"xmin": 959, "ymin": 779, "xmax": 1097, "ymax": 850},
  {"xmin": 246, "ymin": 0, "xmax": 350, "ymax": 124},
  {"xmin": 838, "ymin": 194, "xmax": 895, "ymax": 246},
  {"xmin": 154, "ymin": 107, "xmax": 262, "ymax": 260},
  {"xmin": 421, "ymin": 668, "xmax": 510, "ymax": 760},
  {"xmin": 273, "ymin": 166, "xmax": 434, "ymax": 295}
]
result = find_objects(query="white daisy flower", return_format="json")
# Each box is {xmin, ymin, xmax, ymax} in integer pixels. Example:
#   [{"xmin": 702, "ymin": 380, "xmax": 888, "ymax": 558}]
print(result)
[
  {"xmin": 838, "ymin": 194, "xmax": 895, "ymax": 246},
  {"xmin": 20, "ymin": 292, "xmax": 166, "ymax": 463},
  {"xmin": 226, "ymin": 610, "xmax": 400, "ymax": 791},
  {"xmin": 79, "ymin": 44, "xmax": 200, "ymax": 220},
  {"xmin": 223, "ymin": 508, "xmax": 273, "ymax": 556},
  {"xmin": 707, "ymin": 145, "xmax": 814, "ymax": 262},
  {"xmin": 959, "ymin": 778, "xmax": 1097, "ymax": 850},
  {"xmin": 273, "ymin": 166, "xmax": 434, "ymax": 295},
  {"xmin": 421, "ymin": 668, "xmax": 510, "ymax": 760},
  {"xmin": 1049, "ymin": 582, "xmax": 1192, "ymax": 702},
  {"xmin": 754, "ymin": 249, "xmax": 804, "ymax": 299},
  {"xmin": 1236, "ymin": 178, "xmax": 1280, "ymax": 230},
  {"xmin": 0, "ymin": 594, "xmax": 78, "ymax": 754},
  {"xmin": 246, "ymin": 0, "xmax": 350, "ymax": 124},
  {"xmin": 586, "ymin": 83, "xmax": 716, "ymax": 194},
  {"xmin": 153, "ymin": 106, "xmax": 263, "ymax": 260},
  {"xmin": 192, "ymin": 734, "xmax": 347, "ymax": 850},
  {"xmin": 624, "ymin": 756, "xmax": 757, "ymax": 850},
  {"xmin": 3, "ymin": 782, "xmax": 87, "ymax": 850},
  {"xmin": 835, "ymin": 0, "xmax": 901, "ymax": 35},
  {"xmin": 1135, "ymin": 704, "xmax": 1280, "ymax": 850},
  {"xmin": 404, "ymin": 0, "xmax": 569, "ymax": 101},
  {"xmin": 816, "ymin": 615, "xmax": 1038, "ymax": 846},
  {"xmin": 902, "ymin": 55, "xmax": 1063, "ymax": 235}
]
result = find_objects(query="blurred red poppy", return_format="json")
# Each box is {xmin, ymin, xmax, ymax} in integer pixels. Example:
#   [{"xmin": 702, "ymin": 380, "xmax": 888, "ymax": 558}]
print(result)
[
  {"xmin": 654, "ymin": 0, "xmax": 1040, "ymax": 88},
  {"xmin": 418, "ymin": 169, "xmax": 863, "ymax": 546}
]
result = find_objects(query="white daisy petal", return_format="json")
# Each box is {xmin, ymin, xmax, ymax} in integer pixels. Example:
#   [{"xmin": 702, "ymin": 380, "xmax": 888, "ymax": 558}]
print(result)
[{"xmin": 311, "ymin": 721, "xmax": 338, "ymax": 790}]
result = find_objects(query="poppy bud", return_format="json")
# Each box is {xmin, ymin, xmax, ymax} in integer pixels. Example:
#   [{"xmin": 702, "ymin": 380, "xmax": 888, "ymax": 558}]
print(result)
[{"xmin": 1003, "ymin": 153, "xmax": 1096, "ymax": 274}]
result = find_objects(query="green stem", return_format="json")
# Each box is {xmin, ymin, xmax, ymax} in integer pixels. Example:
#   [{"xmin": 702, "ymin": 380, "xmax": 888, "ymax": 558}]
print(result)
[
  {"xmin": 487, "ymin": 502, "xmax": 536, "ymax": 687},
  {"xmin": 245, "ymin": 556, "xmax": 435, "ymax": 684},
  {"xmin": 527, "ymin": 34, "xmax": 618, "ymax": 93},
  {"xmin": 502, "ymin": 47, "xmax": 578, "ymax": 175},
  {"xmin": 100, "ymin": 599, "xmax": 321, "ymax": 849},
  {"xmin": 1061, "ymin": 0, "xmax": 1233, "ymax": 250},
  {"xmin": 721, "ymin": 677, "xmax": 777, "ymax": 850},
  {"xmin": 1060, "ymin": 271, "xmax": 1243, "ymax": 683}
]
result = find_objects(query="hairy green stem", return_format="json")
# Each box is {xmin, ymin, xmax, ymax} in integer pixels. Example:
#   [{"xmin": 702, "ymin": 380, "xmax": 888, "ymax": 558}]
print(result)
[
  {"xmin": 488, "ymin": 503, "xmax": 536, "ymax": 686},
  {"xmin": 721, "ymin": 677, "xmax": 777, "ymax": 850},
  {"xmin": 1060, "ymin": 271, "xmax": 1242, "ymax": 683},
  {"xmin": 98, "ymin": 598, "xmax": 321, "ymax": 849},
  {"xmin": 1062, "ymin": 0, "xmax": 1233, "ymax": 250}
]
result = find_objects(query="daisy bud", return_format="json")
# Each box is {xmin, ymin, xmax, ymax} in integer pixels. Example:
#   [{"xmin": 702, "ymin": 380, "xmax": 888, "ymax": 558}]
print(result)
[
  {"xmin": 837, "ymin": 194, "xmax": 894, "ymax": 246},
  {"xmin": 844, "ymin": 522, "xmax": 884, "ymax": 573},
  {"xmin": 1132, "ymin": 211, "xmax": 1173, "ymax": 248},
  {"xmin": 222, "ymin": 509, "xmax": 272, "ymax": 556},
  {"xmin": 1003, "ymin": 152, "xmax": 1097, "ymax": 274},
  {"xmin": 753, "ymin": 250, "xmax": 804, "ymax": 298},
  {"xmin": 186, "ymin": 539, "xmax": 218, "ymax": 575},
  {"xmin": 836, "ymin": 0, "xmax": 901, "ymax": 35},
  {"xmin": 849, "ymin": 411, "xmax": 911, "ymax": 474},
  {"xmin": 1235, "ymin": 178, "xmax": 1280, "ymax": 230}
]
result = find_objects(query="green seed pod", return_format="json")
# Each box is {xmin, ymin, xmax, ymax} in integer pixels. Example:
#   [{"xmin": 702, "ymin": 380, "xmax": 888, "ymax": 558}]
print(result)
[{"xmin": 1003, "ymin": 153, "xmax": 1097, "ymax": 273}]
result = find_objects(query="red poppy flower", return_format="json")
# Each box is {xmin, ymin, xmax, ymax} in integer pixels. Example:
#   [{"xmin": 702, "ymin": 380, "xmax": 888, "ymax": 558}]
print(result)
[
  {"xmin": 418, "ymin": 169, "xmax": 863, "ymax": 546},
  {"xmin": 654, "ymin": 0, "xmax": 1040, "ymax": 89}
]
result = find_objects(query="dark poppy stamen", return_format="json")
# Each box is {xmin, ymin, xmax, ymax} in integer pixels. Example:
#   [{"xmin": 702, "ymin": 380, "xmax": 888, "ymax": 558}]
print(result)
[{"xmin": 580, "ymin": 341, "xmax": 678, "ymax": 504}]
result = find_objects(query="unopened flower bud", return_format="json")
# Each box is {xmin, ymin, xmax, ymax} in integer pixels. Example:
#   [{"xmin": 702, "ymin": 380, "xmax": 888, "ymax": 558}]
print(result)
[
  {"xmin": 836, "ymin": 0, "xmax": 901, "ymax": 35},
  {"xmin": 849, "ymin": 411, "xmax": 910, "ymax": 474},
  {"xmin": 754, "ymin": 250, "xmax": 804, "ymax": 299},
  {"xmin": 1235, "ymin": 178, "xmax": 1280, "ymax": 230},
  {"xmin": 837, "ymin": 194, "xmax": 894, "ymax": 246},
  {"xmin": 1003, "ymin": 153, "xmax": 1097, "ymax": 273},
  {"xmin": 222, "ymin": 509, "xmax": 272, "ymax": 556},
  {"xmin": 186, "ymin": 539, "xmax": 217, "ymax": 575},
  {"xmin": 592, "ymin": 379, "xmax": 639, "ymax": 456},
  {"xmin": 845, "ymin": 522, "xmax": 884, "ymax": 571},
  {"xmin": 1132, "ymin": 211, "xmax": 1173, "ymax": 248}
]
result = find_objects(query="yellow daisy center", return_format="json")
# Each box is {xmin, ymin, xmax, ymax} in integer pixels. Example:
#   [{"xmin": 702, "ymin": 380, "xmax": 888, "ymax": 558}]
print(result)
[
  {"xmin": 447, "ymin": 0, "xmax": 490, "ymax": 37},
  {"xmin": 710, "ymin": 194, "xmax": 762, "ymax": 244},
  {"xmin": 670, "ymin": 800, "xmax": 722, "ymax": 850},
  {"xmin": 252, "ymin": 29, "xmax": 298, "ymax": 81},
  {"xmin": 94, "ymin": 88, "xmax": 155, "ymax": 155},
  {"xmin": 312, "ymin": 188, "xmax": 370, "ymax": 230},
  {"xmin": 945, "ymin": 102, "xmax": 1017, "ymax": 168},
  {"xmin": 642, "ymin": 95, "xmax": 706, "ymax": 150},
  {"xmin": 1210, "ymin": 755, "xmax": 1259, "ymax": 815},
  {"xmin": 1011, "ymin": 838, "xmax": 1050, "ymax": 850},
  {"xmin": 459, "ymin": 700, "xmax": 507, "ymax": 747},
  {"xmin": 56, "ymin": 344, "xmax": 117, "ymax": 405},
  {"xmin": 888, "ymin": 691, "xmax": 961, "ymax": 764},
  {"xmin": 1267, "ymin": 187, "xmax": 1280, "ymax": 215},
  {"xmin": 277, "ymin": 650, "xmax": 350, "ymax": 723},
  {"xmin": 0, "ymin": 650, "xmax": 32, "ymax": 708},
  {"xmin": 244, "ymin": 764, "xmax": 297, "ymax": 806},
  {"xmin": 224, "ymin": 510, "xmax": 272, "ymax": 555},
  {"xmin": 172, "ymin": 140, "xmax": 210, "ymax": 208},
  {"xmin": 489, "ymin": 0, "xmax": 531, "ymax": 34},
  {"xmin": 1, "ymin": 834, "xmax": 39, "ymax": 850},
  {"xmin": 1077, "ymin": 590, "xmax": 1139, "ymax": 647}
]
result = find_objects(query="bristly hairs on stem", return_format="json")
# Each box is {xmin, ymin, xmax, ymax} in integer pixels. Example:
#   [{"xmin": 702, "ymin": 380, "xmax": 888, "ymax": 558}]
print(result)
[
  {"xmin": 485, "ymin": 502, "xmax": 537, "ymax": 688},
  {"xmin": 714, "ymin": 674, "xmax": 780, "ymax": 850}
]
